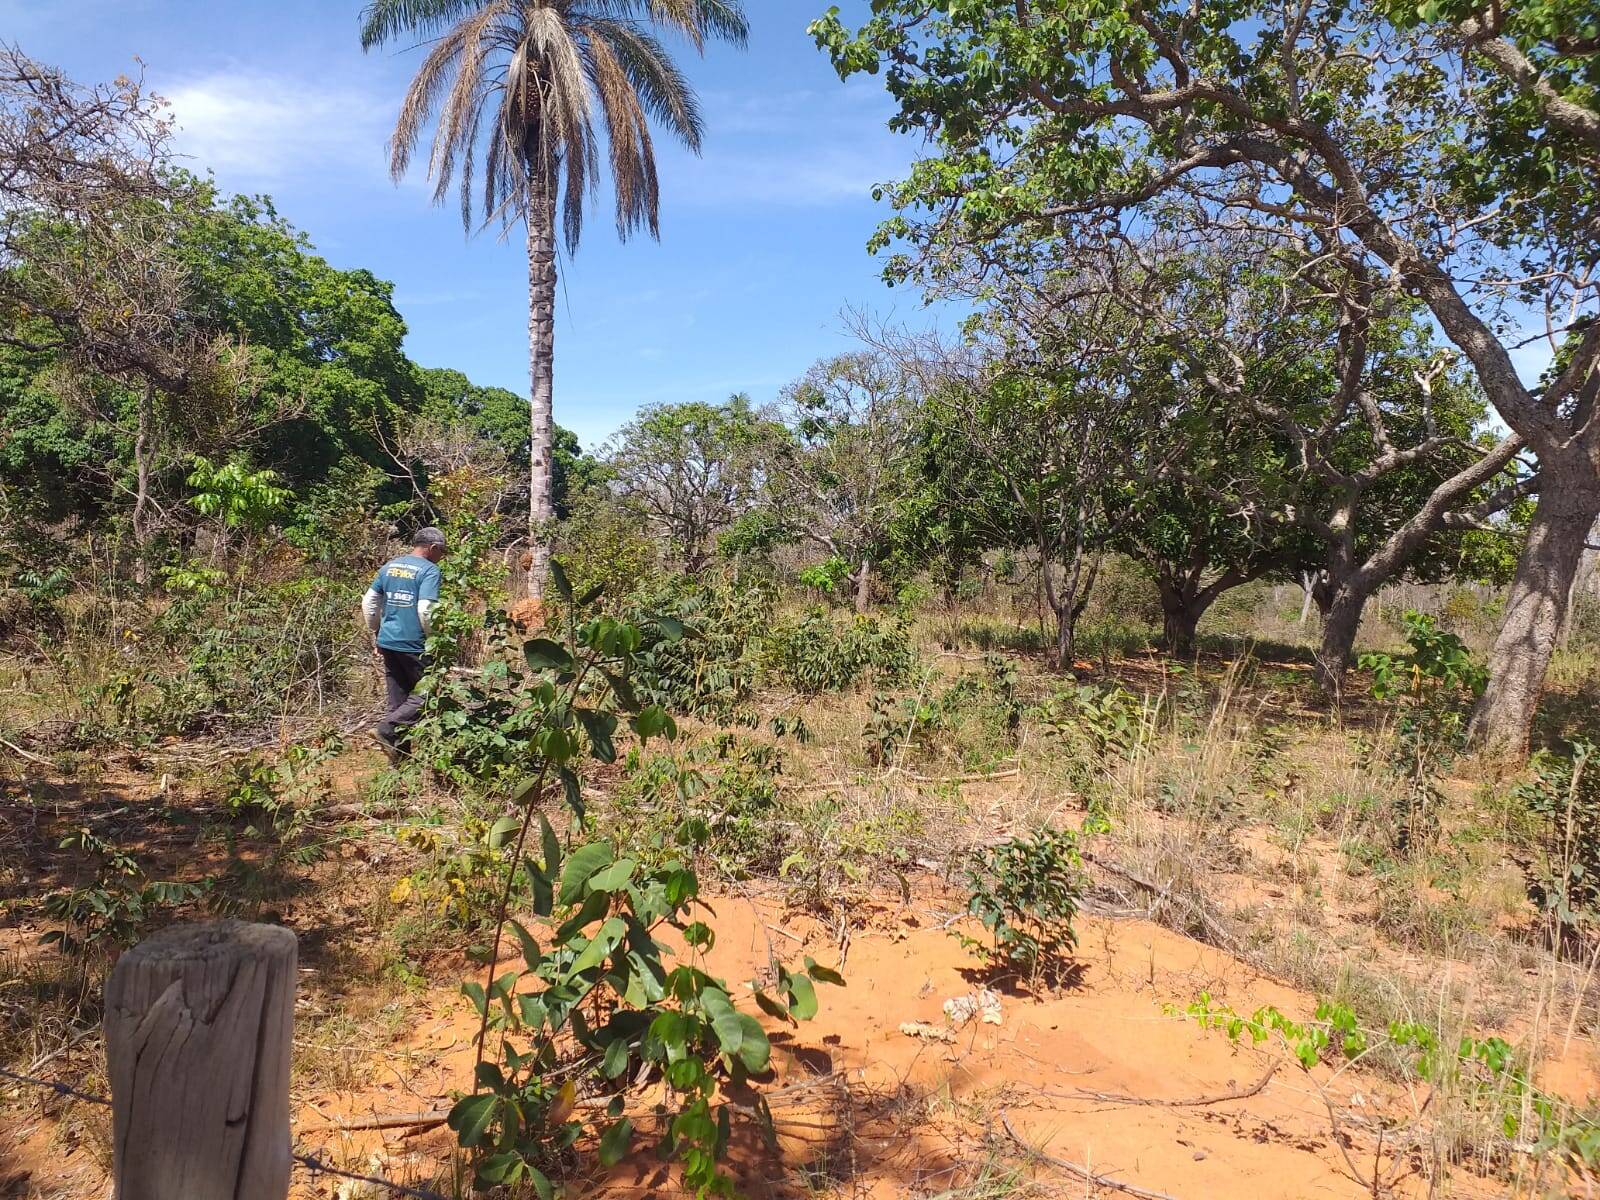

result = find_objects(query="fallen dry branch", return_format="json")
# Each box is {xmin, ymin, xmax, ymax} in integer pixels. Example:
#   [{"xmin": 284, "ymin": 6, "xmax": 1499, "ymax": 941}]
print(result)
[
  {"xmin": 0, "ymin": 734, "xmax": 53, "ymax": 767},
  {"xmin": 886, "ymin": 765, "xmax": 1020, "ymax": 784},
  {"xmin": 299, "ymin": 1110, "xmax": 449, "ymax": 1134},
  {"xmin": 1032, "ymin": 1060, "xmax": 1278, "ymax": 1108},
  {"xmin": 1081, "ymin": 850, "xmax": 1239, "ymax": 951},
  {"xmin": 1000, "ymin": 1108, "xmax": 1185, "ymax": 1200}
]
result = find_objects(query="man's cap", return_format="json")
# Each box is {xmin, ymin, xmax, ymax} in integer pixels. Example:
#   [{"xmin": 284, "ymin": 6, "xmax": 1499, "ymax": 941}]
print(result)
[{"xmin": 414, "ymin": 527, "xmax": 448, "ymax": 548}]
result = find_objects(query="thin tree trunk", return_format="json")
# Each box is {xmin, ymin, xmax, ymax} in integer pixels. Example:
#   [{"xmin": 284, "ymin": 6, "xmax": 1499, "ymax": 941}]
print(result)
[
  {"xmin": 854, "ymin": 556, "xmax": 871, "ymax": 613},
  {"xmin": 1468, "ymin": 486, "xmax": 1600, "ymax": 756},
  {"xmin": 132, "ymin": 381, "xmax": 153, "ymax": 586},
  {"xmin": 1558, "ymin": 537, "xmax": 1597, "ymax": 651},
  {"xmin": 525, "ymin": 175, "xmax": 557, "ymax": 601},
  {"xmin": 1298, "ymin": 571, "xmax": 1316, "ymax": 625},
  {"xmin": 1316, "ymin": 584, "xmax": 1368, "ymax": 702}
]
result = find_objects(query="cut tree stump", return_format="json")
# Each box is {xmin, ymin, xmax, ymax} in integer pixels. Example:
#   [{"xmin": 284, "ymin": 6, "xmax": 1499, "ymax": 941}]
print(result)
[{"xmin": 104, "ymin": 920, "xmax": 297, "ymax": 1200}]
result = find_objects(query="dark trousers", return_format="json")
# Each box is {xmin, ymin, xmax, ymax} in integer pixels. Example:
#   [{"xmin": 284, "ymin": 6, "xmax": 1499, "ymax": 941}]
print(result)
[{"xmin": 377, "ymin": 648, "xmax": 427, "ymax": 742}]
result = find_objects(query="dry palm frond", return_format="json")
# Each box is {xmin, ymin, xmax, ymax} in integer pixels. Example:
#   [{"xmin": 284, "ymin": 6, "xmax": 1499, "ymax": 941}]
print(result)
[{"xmin": 363, "ymin": 0, "xmax": 744, "ymax": 250}]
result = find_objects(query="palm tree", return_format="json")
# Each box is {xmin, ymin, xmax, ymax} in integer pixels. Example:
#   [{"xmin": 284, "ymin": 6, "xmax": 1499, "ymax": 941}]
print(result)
[{"xmin": 361, "ymin": 0, "xmax": 748, "ymax": 597}]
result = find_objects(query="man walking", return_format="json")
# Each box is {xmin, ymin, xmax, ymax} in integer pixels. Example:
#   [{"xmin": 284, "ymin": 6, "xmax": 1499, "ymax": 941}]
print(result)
[{"xmin": 362, "ymin": 527, "xmax": 447, "ymax": 757}]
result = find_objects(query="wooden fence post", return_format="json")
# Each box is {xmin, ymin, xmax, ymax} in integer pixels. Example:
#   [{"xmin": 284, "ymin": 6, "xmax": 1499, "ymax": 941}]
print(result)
[{"xmin": 104, "ymin": 920, "xmax": 297, "ymax": 1200}]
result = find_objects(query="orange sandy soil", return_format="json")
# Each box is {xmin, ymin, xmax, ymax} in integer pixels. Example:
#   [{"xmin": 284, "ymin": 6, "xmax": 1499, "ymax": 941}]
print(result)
[
  {"xmin": 2, "ymin": 745, "xmax": 1596, "ymax": 1199},
  {"xmin": 272, "ymin": 888, "xmax": 1591, "ymax": 1200},
  {"xmin": 2, "ymin": 881, "xmax": 1595, "ymax": 1199}
]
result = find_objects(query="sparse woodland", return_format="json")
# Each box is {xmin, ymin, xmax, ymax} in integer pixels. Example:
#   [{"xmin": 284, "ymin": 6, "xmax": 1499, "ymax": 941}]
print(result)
[{"xmin": 2, "ymin": 3, "xmax": 1600, "ymax": 1199}]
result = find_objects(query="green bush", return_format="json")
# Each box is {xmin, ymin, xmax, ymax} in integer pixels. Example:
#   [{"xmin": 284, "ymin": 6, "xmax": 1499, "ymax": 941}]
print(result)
[
  {"xmin": 453, "ymin": 829, "xmax": 842, "ymax": 1196},
  {"xmin": 763, "ymin": 608, "xmax": 914, "ymax": 693},
  {"xmin": 604, "ymin": 734, "xmax": 786, "ymax": 878},
  {"xmin": 960, "ymin": 827, "xmax": 1085, "ymax": 988},
  {"xmin": 624, "ymin": 575, "xmax": 772, "ymax": 723},
  {"xmin": 1514, "ymin": 740, "xmax": 1600, "ymax": 940}
]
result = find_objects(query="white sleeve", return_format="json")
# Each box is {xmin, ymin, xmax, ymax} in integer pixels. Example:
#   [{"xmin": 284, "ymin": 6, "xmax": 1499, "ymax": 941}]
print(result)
[
  {"xmin": 418, "ymin": 597, "xmax": 438, "ymax": 633},
  {"xmin": 362, "ymin": 587, "xmax": 383, "ymax": 633}
]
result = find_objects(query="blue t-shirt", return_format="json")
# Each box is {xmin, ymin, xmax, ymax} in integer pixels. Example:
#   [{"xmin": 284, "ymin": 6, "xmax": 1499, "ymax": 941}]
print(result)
[{"xmin": 371, "ymin": 554, "xmax": 441, "ymax": 654}]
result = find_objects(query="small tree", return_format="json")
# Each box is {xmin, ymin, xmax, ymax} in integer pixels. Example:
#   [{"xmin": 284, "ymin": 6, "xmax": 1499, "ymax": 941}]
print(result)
[
  {"xmin": 607, "ymin": 396, "xmax": 765, "ymax": 572},
  {"xmin": 763, "ymin": 353, "xmax": 919, "ymax": 612}
]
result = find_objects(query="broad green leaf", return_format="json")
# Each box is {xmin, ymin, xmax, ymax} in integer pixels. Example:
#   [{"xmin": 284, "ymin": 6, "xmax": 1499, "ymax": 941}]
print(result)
[
  {"xmin": 632, "ymin": 705, "xmax": 677, "ymax": 743},
  {"xmin": 559, "ymin": 841, "xmax": 615, "ymax": 905},
  {"xmin": 599, "ymin": 1117, "xmax": 634, "ymax": 1167},
  {"xmin": 528, "ymin": 1166, "xmax": 553, "ymax": 1200},
  {"xmin": 602, "ymin": 668, "xmax": 641, "ymax": 713},
  {"xmin": 711, "ymin": 1010, "xmax": 745, "ymax": 1055},
  {"xmin": 475, "ymin": 1151, "xmax": 523, "ymax": 1185},
  {"xmin": 548, "ymin": 559, "xmax": 574, "ymax": 602},
  {"xmin": 785, "ymin": 972, "xmax": 818, "ymax": 1021},
  {"xmin": 539, "ymin": 812, "xmax": 563, "ymax": 874},
  {"xmin": 517, "ymin": 994, "xmax": 548, "ymax": 1031},
  {"xmin": 490, "ymin": 970, "xmax": 519, "ymax": 1001},
  {"xmin": 527, "ymin": 861, "xmax": 554, "ymax": 917},
  {"xmin": 487, "ymin": 815, "xmax": 521, "ymax": 850},
  {"xmin": 665, "ymin": 867, "xmax": 698, "ymax": 908},
  {"xmin": 524, "ymin": 637, "xmax": 574, "ymax": 672},
  {"xmin": 576, "ymin": 708, "xmax": 618, "ymax": 764},
  {"xmin": 447, "ymin": 1092, "xmax": 499, "ymax": 1147},
  {"xmin": 557, "ymin": 766, "xmax": 585, "ymax": 820},
  {"xmin": 555, "ymin": 889, "xmax": 610, "ymax": 941},
  {"xmin": 507, "ymin": 919, "xmax": 542, "ymax": 969},
  {"xmin": 735, "ymin": 1013, "xmax": 771, "ymax": 1072},
  {"xmin": 587, "ymin": 857, "xmax": 636, "ymax": 893},
  {"xmin": 461, "ymin": 981, "xmax": 487, "ymax": 1016},
  {"xmin": 603, "ymin": 1036, "xmax": 632, "ymax": 1079},
  {"xmin": 753, "ymin": 989, "xmax": 792, "ymax": 1023},
  {"xmin": 568, "ymin": 916, "xmax": 626, "ymax": 977}
]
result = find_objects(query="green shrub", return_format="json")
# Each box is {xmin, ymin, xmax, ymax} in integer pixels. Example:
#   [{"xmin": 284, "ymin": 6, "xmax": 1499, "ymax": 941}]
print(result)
[
  {"xmin": 763, "ymin": 608, "xmax": 914, "ymax": 692},
  {"xmin": 1513, "ymin": 740, "xmax": 1599, "ymax": 941},
  {"xmin": 959, "ymin": 827, "xmax": 1085, "ymax": 987},
  {"xmin": 453, "ymin": 830, "xmax": 842, "ymax": 1196},
  {"xmin": 39, "ymin": 827, "xmax": 209, "ymax": 954},
  {"xmin": 1358, "ymin": 611, "xmax": 1489, "ymax": 851},
  {"xmin": 1036, "ymin": 681, "xmax": 1148, "ymax": 759},
  {"xmin": 604, "ymin": 734, "xmax": 786, "ymax": 878},
  {"xmin": 624, "ymin": 575, "xmax": 772, "ymax": 723},
  {"xmin": 864, "ymin": 656, "xmax": 1022, "ymax": 767}
]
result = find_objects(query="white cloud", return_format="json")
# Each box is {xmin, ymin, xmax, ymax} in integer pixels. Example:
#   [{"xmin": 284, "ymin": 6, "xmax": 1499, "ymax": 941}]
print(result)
[
  {"xmin": 671, "ymin": 76, "xmax": 919, "ymax": 208},
  {"xmin": 162, "ymin": 71, "xmax": 393, "ymax": 187}
]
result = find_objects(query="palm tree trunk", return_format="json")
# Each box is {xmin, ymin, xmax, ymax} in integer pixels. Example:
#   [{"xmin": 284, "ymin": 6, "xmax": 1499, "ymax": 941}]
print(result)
[{"xmin": 525, "ymin": 172, "xmax": 557, "ymax": 600}]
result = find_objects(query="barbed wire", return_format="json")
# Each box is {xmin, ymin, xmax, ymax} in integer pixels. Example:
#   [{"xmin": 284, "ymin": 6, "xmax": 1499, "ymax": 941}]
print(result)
[
  {"xmin": 292, "ymin": 1152, "xmax": 450, "ymax": 1200},
  {"xmin": 0, "ymin": 1065, "xmax": 111, "ymax": 1106},
  {"xmin": 2, "ymin": 1065, "xmax": 450, "ymax": 1200}
]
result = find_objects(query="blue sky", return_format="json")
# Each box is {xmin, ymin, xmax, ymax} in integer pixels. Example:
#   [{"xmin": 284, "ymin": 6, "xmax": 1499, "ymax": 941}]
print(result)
[{"xmin": 3, "ymin": 0, "xmax": 920, "ymax": 450}]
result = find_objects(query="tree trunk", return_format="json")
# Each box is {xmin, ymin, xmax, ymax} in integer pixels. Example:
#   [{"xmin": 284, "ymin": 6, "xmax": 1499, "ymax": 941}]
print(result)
[
  {"xmin": 1315, "ymin": 584, "xmax": 1368, "ymax": 701},
  {"xmin": 854, "ymin": 557, "xmax": 871, "ymax": 613},
  {"xmin": 1053, "ymin": 599, "xmax": 1075, "ymax": 668},
  {"xmin": 1468, "ymin": 486, "xmax": 1600, "ymax": 756},
  {"xmin": 525, "ymin": 174, "xmax": 557, "ymax": 601},
  {"xmin": 1299, "ymin": 571, "xmax": 1316, "ymax": 625},
  {"xmin": 1156, "ymin": 576, "xmax": 1202, "ymax": 656},
  {"xmin": 132, "ymin": 382, "xmax": 153, "ymax": 586}
]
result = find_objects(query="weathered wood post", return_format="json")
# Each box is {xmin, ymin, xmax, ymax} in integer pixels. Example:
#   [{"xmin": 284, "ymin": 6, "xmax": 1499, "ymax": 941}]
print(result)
[{"xmin": 104, "ymin": 920, "xmax": 297, "ymax": 1200}]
